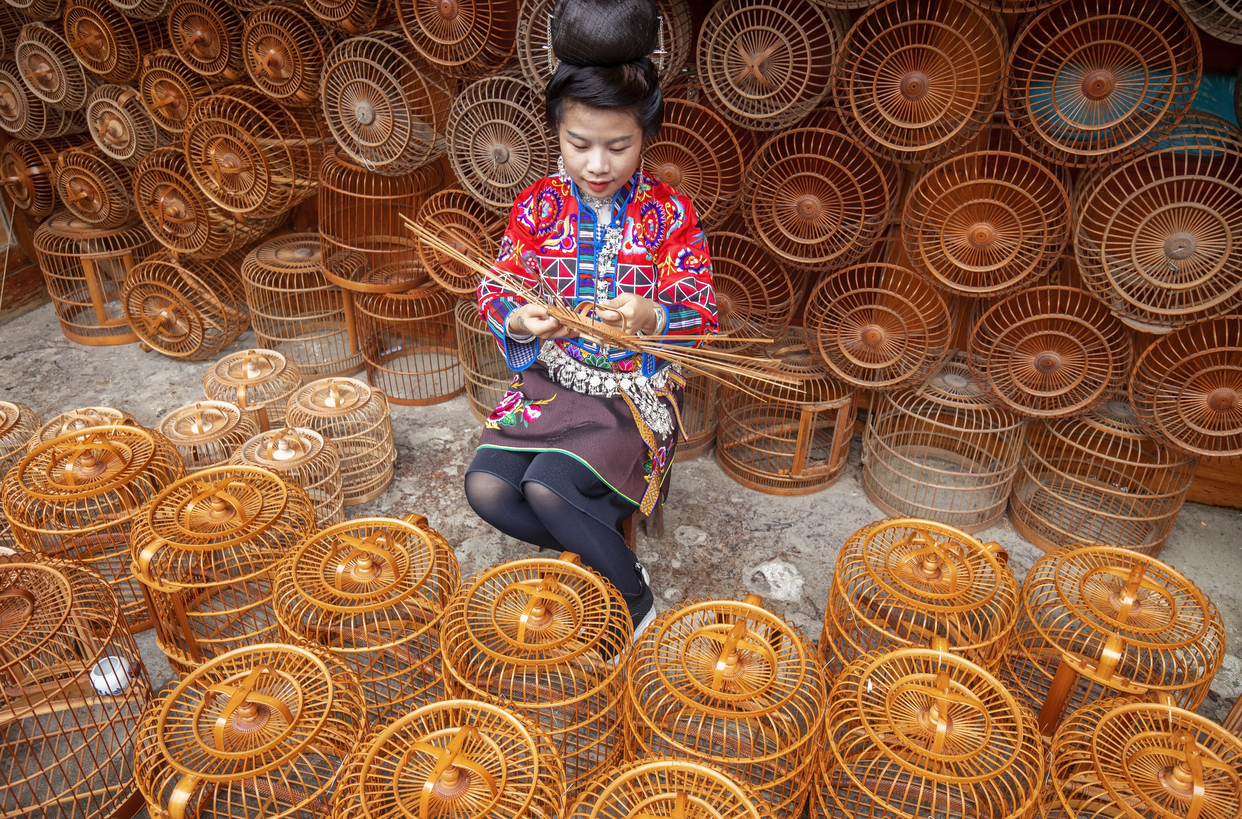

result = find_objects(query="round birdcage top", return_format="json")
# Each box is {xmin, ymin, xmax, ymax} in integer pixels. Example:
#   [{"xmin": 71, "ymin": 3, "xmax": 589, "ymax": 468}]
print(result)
[
  {"xmin": 242, "ymin": 4, "xmax": 338, "ymax": 106},
  {"xmin": 167, "ymin": 0, "xmax": 244, "ymax": 78},
  {"xmin": 56, "ymin": 146, "xmax": 131, "ymax": 227},
  {"xmin": 396, "ymin": 0, "xmax": 517, "ymax": 78},
  {"xmin": 12, "ymin": 423, "xmax": 176, "ymax": 501},
  {"xmin": 908, "ymin": 353, "xmax": 1004, "ymax": 412},
  {"xmin": 733, "ymin": 329, "xmax": 856, "ymax": 406},
  {"xmin": 0, "ymin": 60, "xmax": 79, "ymax": 139},
  {"xmin": 246, "ymin": 233, "xmax": 323, "ymax": 278},
  {"xmin": 34, "ymin": 210, "xmax": 152, "ymax": 250},
  {"xmin": 7, "ymin": 0, "xmax": 62, "ymax": 21},
  {"xmin": 416, "ymin": 187, "xmax": 501, "ymax": 295},
  {"xmin": 63, "ymin": 0, "xmax": 150, "ymax": 82},
  {"xmin": 85, "ymin": 83, "xmax": 162, "ymax": 165},
  {"xmin": 139, "ymin": 53, "xmax": 211, "ymax": 136},
  {"xmin": 0, "ymin": 401, "xmax": 37, "ymax": 453},
  {"xmin": 157, "ymin": 401, "xmax": 250, "ymax": 448},
  {"xmin": 708, "ymin": 230, "xmax": 794, "ymax": 356},
  {"xmin": 288, "ymin": 377, "xmax": 376, "ymax": 419},
  {"xmin": 643, "ymin": 96, "xmax": 747, "ymax": 230},
  {"xmin": 16, "ymin": 22, "xmax": 93, "ymax": 110},
  {"xmin": 206, "ymin": 348, "xmax": 299, "ymax": 390},
  {"xmin": 0, "ymin": 555, "xmax": 122, "ymax": 671},
  {"xmin": 2, "ymin": 136, "xmax": 83, "ymax": 216},
  {"xmin": 235, "ymin": 427, "xmax": 328, "ymax": 472},
  {"xmin": 29, "ymin": 406, "xmax": 133, "ymax": 448},
  {"xmin": 568, "ymin": 759, "xmax": 776, "ymax": 819}
]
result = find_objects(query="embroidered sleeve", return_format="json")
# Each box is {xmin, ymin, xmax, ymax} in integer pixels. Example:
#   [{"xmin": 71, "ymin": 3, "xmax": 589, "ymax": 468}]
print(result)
[
  {"xmin": 652, "ymin": 195, "xmax": 717, "ymax": 349},
  {"xmin": 478, "ymin": 184, "xmax": 544, "ymax": 371}
]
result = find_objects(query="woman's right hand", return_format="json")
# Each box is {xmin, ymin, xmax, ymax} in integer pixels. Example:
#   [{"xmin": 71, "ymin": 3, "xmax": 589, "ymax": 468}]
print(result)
[{"xmin": 507, "ymin": 304, "xmax": 579, "ymax": 340}]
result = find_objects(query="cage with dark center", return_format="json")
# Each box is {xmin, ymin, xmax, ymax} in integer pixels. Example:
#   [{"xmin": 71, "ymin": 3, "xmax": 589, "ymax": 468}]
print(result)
[
  {"xmin": 0, "ymin": 58, "xmax": 86, "ymax": 139},
  {"xmin": 569, "ymin": 759, "xmax": 776, "ymax": 819},
  {"xmin": 26, "ymin": 405, "xmax": 134, "ymax": 450},
  {"xmin": 0, "ymin": 401, "xmax": 38, "ymax": 549},
  {"xmin": 454, "ymin": 299, "xmax": 508, "ymax": 423},
  {"xmin": 273, "ymin": 514, "xmax": 460, "ymax": 723},
  {"xmin": 1, "ymin": 134, "xmax": 91, "ymax": 218},
  {"xmin": 203, "ymin": 348, "xmax": 304, "ymax": 432},
  {"xmin": 155, "ymin": 400, "xmax": 261, "ymax": 473},
  {"xmin": 395, "ymin": 0, "xmax": 516, "ymax": 80},
  {"xmin": 166, "ymin": 0, "xmax": 246, "ymax": 81},
  {"xmin": 242, "ymin": 4, "xmax": 341, "ymax": 107},
  {"xmin": 15, "ymin": 22, "xmax": 100, "ymax": 111},
  {"xmin": 54, "ymin": 144, "xmax": 132, "ymax": 227},
  {"xmin": 416, "ymin": 187, "xmax": 502, "ymax": 295},
  {"xmin": 355, "ymin": 282, "xmax": 463, "ymax": 407},
  {"xmin": 229, "ymin": 426, "xmax": 344, "ymax": 526},
  {"xmin": 138, "ymin": 52, "xmax": 221, "ymax": 137},
  {"xmin": 62, "ymin": 0, "xmax": 168, "ymax": 83}
]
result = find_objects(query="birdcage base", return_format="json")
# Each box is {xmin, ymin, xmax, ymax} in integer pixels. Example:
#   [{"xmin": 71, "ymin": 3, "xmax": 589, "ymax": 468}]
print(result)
[
  {"xmin": 677, "ymin": 431, "xmax": 715, "ymax": 461},
  {"xmin": 364, "ymin": 343, "xmax": 463, "ymax": 406},
  {"xmin": 52, "ymin": 297, "xmax": 139, "ymax": 346},
  {"xmin": 1009, "ymin": 474, "xmax": 1172, "ymax": 556},
  {"xmin": 38, "ymin": 532, "xmax": 153, "ymax": 633},
  {"xmin": 862, "ymin": 443, "xmax": 1011, "ymax": 533},
  {"xmin": 716, "ymin": 410, "xmax": 850, "ymax": 496}
]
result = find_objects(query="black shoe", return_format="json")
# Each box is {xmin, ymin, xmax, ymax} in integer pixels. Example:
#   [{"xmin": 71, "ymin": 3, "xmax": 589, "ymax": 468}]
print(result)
[{"xmin": 628, "ymin": 562, "xmax": 656, "ymax": 640}]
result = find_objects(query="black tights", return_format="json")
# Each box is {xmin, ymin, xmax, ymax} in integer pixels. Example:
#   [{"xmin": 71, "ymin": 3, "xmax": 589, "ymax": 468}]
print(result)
[{"xmin": 464, "ymin": 448, "xmax": 641, "ymax": 597}]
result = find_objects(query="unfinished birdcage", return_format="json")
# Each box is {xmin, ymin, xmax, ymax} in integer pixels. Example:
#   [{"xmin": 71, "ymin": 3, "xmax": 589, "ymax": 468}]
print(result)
[
  {"xmin": 743, "ymin": 126, "xmax": 897, "ymax": 271},
  {"xmin": 167, "ymin": 0, "xmax": 245, "ymax": 80},
  {"xmin": 569, "ymin": 759, "xmax": 776, "ymax": 819},
  {"xmin": 131, "ymin": 465, "xmax": 316, "ymax": 677},
  {"xmin": 1129, "ymin": 316, "xmax": 1242, "ymax": 458},
  {"xmin": 708, "ymin": 230, "xmax": 794, "ymax": 355},
  {"xmin": 447, "ymin": 74, "xmax": 555, "ymax": 211},
  {"xmin": 55, "ymin": 144, "xmax": 131, "ymax": 227},
  {"xmin": 642, "ymin": 97, "xmax": 746, "ymax": 231},
  {"xmin": 697, "ymin": 0, "xmax": 842, "ymax": 131},
  {"xmin": 1005, "ymin": 0, "xmax": 1201, "ymax": 168},
  {"xmin": 1010, "ymin": 396, "xmax": 1199, "ymax": 556},
  {"xmin": 204, "ymin": 349, "xmax": 303, "ymax": 431},
  {"xmin": 84, "ymin": 83, "xmax": 168, "ymax": 166},
  {"xmin": 0, "ymin": 59, "xmax": 85, "ymax": 138},
  {"xmin": 441, "ymin": 552, "xmax": 630, "ymax": 799},
  {"xmin": 121, "ymin": 249, "xmax": 250, "ymax": 360},
  {"xmin": 273, "ymin": 514, "xmax": 460, "ymax": 723},
  {"xmin": 285, "ymin": 377, "xmax": 395, "ymax": 506},
  {"xmin": 395, "ymin": 0, "xmax": 515, "ymax": 80},
  {"xmin": 230, "ymin": 426, "xmax": 344, "ymax": 526},
  {"xmin": 133, "ymin": 146, "xmax": 280, "ymax": 258},
  {"xmin": 332, "ymin": 699, "xmax": 564, "ymax": 819},
  {"xmin": 15, "ymin": 22, "xmax": 99, "ymax": 111},
  {"xmin": 416, "ymin": 187, "xmax": 501, "ymax": 295},
  {"xmin": 156, "ymin": 400, "xmax": 260, "ymax": 472},
  {"xmin": 627, "ymin": 592, "xmax": 826, "ymax": 819},
  {"xmin": 183, "ymin": 85, "xmax": 326, "ymax": 218},
  {"xmin": 677, "ymin": 372, "xmax": 719, "ymax": 460},
  {"xmin": 63, "ymin": 0, "xmax": 167, "ymax": 83},
  {"xmin": 319, "ymin": 149, "xmax": 443, "ymax": 293},
  {"xmin": 968, "ymin": 286, "xmax": 1133, "ymax": 418},
  {"xmin": 454, "ymin": 299, "xmax": 507, "ymax": 423},
  {"xmin": 320, "ymin": 31, "xmax": 451, "ymax": 176},
  {"xmin": 134, "ymin": 642, "xmax": 367, "ymax": 819},
  {"xmin": 1178, "ymin": 0, "xmax": 1242, "ymax": 42},
  {"xmin": 241, "ymin": 234, "xmax": 363, "ymax": 378},
  {"xmin": 818, "ymin": 647, "xmax": 1044, "ymax": 819},
  {"xmin": 819, "ymin": 517, "xmax": 1019, "ymax": 679},
  {"xmin": 138, "ymin": 52, "xmax": 218, "ymax": 136},
  {"xmin": 805, "ymin": 263, "xmax": 953, "ymax": 391},
  {"xmin": 2, "ymin": 135, "xmax": 90, "ymax": 217},
  {"xmin": 863, "ymin": 355, "xmax": 1026, "ymax": 531},
  {"xmin": 1, "ymin": 422, "xmax": 185, "ymax": 631},
  {"xmin": 242, "ymin": 4, "xmax": 340, "ymax": 106},
  {"xmin": 27, "ymin": 405, "xmax": 134, "ymax": 449},
  {"xmin": 356, "ymin": 283, "xmax": 463, "ymax": 407},
  {"xmin": 998, "ymin": 545, "xmax": 1224, "ymax": 737},
  {"xmin": 0, "ymin": 401, "xmax": 38, "ymax": 549},
  {"xmin": 0, "ymin": 554, "xmax": 154, "ymax": 819},
  {"xmin": 903, "ymin": 150, "xmax": 1070, "ymax": 297},
  {"xmin": 35, "ymin": 212, "xmax": 159, "ymax": 346},
  {"xmin": 717, "ymin": 331, "xmax": 857, "ymax": 494}
]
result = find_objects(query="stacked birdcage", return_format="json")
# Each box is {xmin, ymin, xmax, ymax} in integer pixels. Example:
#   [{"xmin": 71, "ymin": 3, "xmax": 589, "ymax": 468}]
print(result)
[
  {"xmin": 26, "ymin": 405, "xmax": 134, "ymax": 448},
  {"xmin": 138, "ymin": 52, "xmax": 218, "ymax": 137},
  {"xmin": 55, "ymin": 145, "xmax": 132, "ymax": 227},
  {"xmin": 203, "ymin": 348, "xmax": 303, "ymax": 431},
  {"xmin": 355, "ymin": 279, "xmax": 463, "ymax": 406},
  {"xmin": 569, "ymin": 760, "xmax": 776, "ymax": 819},
  {"xmin": 155, "ymin": 400, "xmax": 260, "ymax": 472},
  {"xmin": 0, "ymin": 401, "xmax": 38, "ymax": 550},
  {"xmin": 454, "ymin": 296, "xmax": 509, "ymax": 422},
  {"xmin": 230, "ymin": 426, "xmax": 345, "ymax": 525}
]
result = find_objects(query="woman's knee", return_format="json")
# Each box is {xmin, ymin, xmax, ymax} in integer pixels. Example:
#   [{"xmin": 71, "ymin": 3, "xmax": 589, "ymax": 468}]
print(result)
[{"xmin": 464, "ymin": 471, "xmax": 522, "ymax": 521}]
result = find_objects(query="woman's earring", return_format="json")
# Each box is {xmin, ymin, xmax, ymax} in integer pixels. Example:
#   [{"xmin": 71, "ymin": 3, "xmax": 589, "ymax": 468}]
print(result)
[{"xmin": 557, "ymin": 155, "xmax": 566, "ymax": 180}]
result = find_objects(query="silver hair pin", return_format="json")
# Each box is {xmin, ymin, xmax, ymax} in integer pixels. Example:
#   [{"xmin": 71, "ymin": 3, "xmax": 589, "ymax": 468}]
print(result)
[
  {"xmin": 545, "ymin": 12, "xmax": 558, "ymax": 72},
  {"xmin": 652, "ymin": 14, "xmax": 666, "ymax": 72}
]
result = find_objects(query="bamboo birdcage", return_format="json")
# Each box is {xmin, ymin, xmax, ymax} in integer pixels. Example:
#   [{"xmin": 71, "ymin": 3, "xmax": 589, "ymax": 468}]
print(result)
[
  {"xmin": 395, "ymin": 0, "xmax": 516, "ymax": 80},
  {"xmin": 35, "ymin": 212, "xmax": 159, "ymax": 346},
  {"xmin": 356, "ymin": 282, "xmax": 464, "ymax": 407},
  {"xmin": 1129, "ymin": 316, "xmax": 1242, "ymax": 459},
  {"xmin": 819, "ymin": 517, "xmax": 1020, "ymax": 679},
  {"xmin": 0, "ymin": 59, "xmax": 85, "ymax": 138},
  {"xmin": 416, "ymin": 187, "xmax": 502, "ymax": 295},
  {"xmin": 121, "ymin": 249, "xmax": 250, "ymax": 360},
  {"xmin": 15, "ymin": 22, "xmax": 99, "ymax": 111},
  {"xmin": 304, "ymin": 0, "xmax": 388, "ymax": 35},
  {"xmin": 742, "ymin": 126, "xmax": 898, "ymax": 271},
  {"xmin": 63, "ymin": 0, "xmax": 167, "ymax": 83},
  {"xmin": 2, "ymin": 135, "xmax": 90, "ymax": 217},
  {"xmin": 447, "ymin": 74, "xmax": 555, "ymax": 212},
  {"xmin": 133, "ymin": 642, "xmax": 368, "ymax": 819},
  {"xmin": 241, "ymin": 233, "xmax": 363, "ymax": 378},
  {"xmin": 203, "ymin": 348, "xmax": 304, "ymax": 431},
  {"xmin": 968, "ymin": 286, "xmax": 1133, "ymax": 418},
  {"xmin": 997, "ymin": 545, "xmax": 1224, "ymax": 737},
  {"xmin": 1004, "ymin": 0, "xmax": 1201, "ymax": 168},
  {"xmin": 273, "ymin": 514, "xmax": 460, "ymax": 723},
  {"xmin": 709, "ymin": 230, "xmax": 795, "ymax": 356},
  {"xmin": 1178, "ymin": 0, "xmax": 1242, "ymax": 42},
  {"xmin": 569, "ymin": 759, "xmax": 777, "ymax": 819},
  {"xmin": 1010, "ymin": 396, "xmax": 1199, "ymax": 556},
  {"xmin": 0, "ymin": 401, "xmax": 38, "ymax": 550},
  {"xmin": 717, "ymin": 331, "xmax": 857, "ymax": 495},
  {"xmin": 7, "ymin": 0, "xmax": 60, "ymax": 23},
  {"xmin": 55, "ymin": 145, "xmax": 132, "ymax": 227},
  {"xmin": 440, "ymin": 552, "xmax": 631, "ymax": 799},
  {"xmin": 284, "ymin": 377, "xmax": 395, "ymax": 506},
  {"xmin": 697, "ymin": 0, "xmax": 843, "ymax": 131},
  {"xmin": 454, "ymin": 299, "xmax": 508, "ymax": 423},
  {"xmin": 133, "ymin": 146, "xmax": 281, "ymax": 258},
  {"xmin": 1, "ymin": 422, "xmax": 185, "ymax": 632},
  {"xmin": 138, "ymin": 52, "xmax": 219, "ymax": 136},
  {"xmin": 817, "ymin": 648, "xmax": 1045, "ymax": 819},
  {"xmin": 0, "ymin": 554, "xmax": 154, "ymax": 819},
  {"xmin": 230, "ymin": 426, "xmax": 345, "ymax": 526},
  {"xmin": 0, "ymin": 5, "xmax": 17, "ymax": 54},
  {"xmin": 643, "ymin": 96, "xmax": 748, "ymax": 231},
  {"xmin": 331, "ymin": 699, "xmax": 565, "ymax": 819},
  {"xmin": 678, "ymin": 372, "xmax": 719, "ymax": 459},
  {"xmin": 627, "ymin": 592, "xmax": 827, "ymax": 819},
  {"xmin": 130, "ymin": 465, "xmax": 317, "ymax": 677},
  {"xmin": 319, "ymin": 149, "xmax": 444, "ymax": 293},
  {"xmin": 156, "ymin": 400, "xmax": 261, "ymax": 472},
  {"xmin": 183, "ymin": 85, "xmax": 326, "ymax": 218},
  {"xmin": 242, "ymin": 4, "xmax": 341, "ymax": 107},
  {"xmin": 862, "ymin": 354, "xmax": 1026, "ymax": 532},
  {"xmin": 110, "ymin": 0, "xmax": 169, "ymax": 23},
  {"xmin": 167, "ymin": 0, "xmax": 245, "ymax": 81},
  {"xmin": 84, "ymin": 83, "xmax": 168, "ymax": 166},
  {"xmin": 26, "ymin": 405, "xmax": 134, "ymax": 449},
  {"xmin": 320, "ymin": 31, "xmax": 451, "ymax": 176}
]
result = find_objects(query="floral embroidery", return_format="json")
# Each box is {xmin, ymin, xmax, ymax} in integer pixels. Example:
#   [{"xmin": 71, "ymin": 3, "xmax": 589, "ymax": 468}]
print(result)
[
  {"xmin": 486, "ymin": 382, "xmax": 556, "ymax": 429},
  {"xmin": 643, "ymin": 445, "xmax": 669, "ymax": 477}
]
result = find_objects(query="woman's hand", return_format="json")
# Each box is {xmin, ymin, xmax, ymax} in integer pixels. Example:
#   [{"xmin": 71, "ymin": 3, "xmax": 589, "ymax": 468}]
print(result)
[
  {"xmin": 507, "ymin": 304, "xmax": 579, "ymax": 340},
  {"xmin": 595, "ymin": 293, "xmax": 660, "ymax": 335}
]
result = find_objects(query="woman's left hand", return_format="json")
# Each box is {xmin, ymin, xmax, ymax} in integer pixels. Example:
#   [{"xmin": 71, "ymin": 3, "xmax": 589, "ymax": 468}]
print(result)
[{"xmin": 595, "ymin": 293, "xmax": 660, "ymax": 335}]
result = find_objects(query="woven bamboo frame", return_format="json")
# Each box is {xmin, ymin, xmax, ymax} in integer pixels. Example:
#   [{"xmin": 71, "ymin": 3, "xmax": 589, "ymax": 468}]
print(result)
[
  {"xmin": 273, "ymin": 514, "xmax": 461, "ymax": 723},
  {"xmin": 643, "ymin": 96, "xmax": 748, "ymax": 230},
  {"xmin": 331, "ymin": 699, "xmax": 564, "ymax": 819},
  {"xmin": 203, "ymin": 348, "xmax": 304, "ymax": 432},
  {"xmin": 84, "ymin": 82, "xmax": 169, "ymax": 166},
  {"xmin": 15, "ymin": 22, "xmax": 99, "ymax": 111},
  {"xmin": 34, "ymin": 212, "xmax": 158, "ymax": 346},
  {"xmin": 139, "ymin": 51, "xmax": 219, "ymax": 136},
  {"xmin": 55, "ymin": 144, "xmax": 132, "ymax": 227},
  {"xmin": 441, "ymin": 552, "xmax": 630, "ymax": 800},
  {"xmin": 242, "ymin": 4, "xmax": 340, "ymax": 107},
  {"xmin": 678, "ymin": 372, "xmax": 719, "ymax": 460},
  {"xmin": 862, "ymin": 354, "xmax": 1026, "ymax": 532},
  {"xmin": 1, "ymin": 423, "xmax": 185, "ymax": 632},
  {"xmin": 131, "ymin": 465, "xmax": 317, "ymax": 677},
  {"xmin": 709, "ymin": 230, "xmax": 794, "ymax": 356},
  {"xmin": 27, "ymin": 405, "xmax": 134, "ymax": 449},
  {"xmin": 454, "ymin": 299, "xmax": 508, "ymax": 424},
  {"xmin": 0, "ymin": 58, "xmax": 85, "ymax": 138},
  {"xmin": 7, "ymin": 0, "xmax": 61, "ymax": 23},
  {"xmin": 110, "ymin": 0, "xmax": 169, "ymax": 23},
  {"xmin": 0, "ymin": 554, "xmax": 154, "ymax": 819},
  {"xmin": 230, "ymin": 426, "xmax": 344, "ymax": 526},
  {"xmin": 167, "ymin": 0, "xmax": 245, "ymax": 80},
  {"xmin": 0, "ymin": 401, "xmax": 38, "ymax": 550},
  {"xmin": 1009, "ymin": 397, "xmax": 1198, "ymax": 556},
  {"xmin": 356, "ymin": 283, "xmax": 463, "ymax": 407},
  {"xmin": 63, "ymin": 0, "xmax": 168, "ymax": 83},
  {"xmin": 155, "ymin": 400, "xmax": 260, "ymax": 473},
  {"xmin": 627, "ymin": 593, "xmax": 827, "ymax": 819},
  {"xmin": 134, "ymin": 642, "xmax": 368, "ymax": 819},
  {"xmin": 2, "ymin": 134, "xmax": 90, "ymax": 217},
  {"xmin": 241, "ymin": 233, "xmax": 362, "ymax": 378},
  {"xmin": 304, "ymin": 0, "xmax": 389, "ymax": 34},
  {"xmin": 417, "ymin": 187, "xmax": 502, "ymax": 295},
  {"xmin": 1178, "ymin": 0, "xmax": 1242, "ymax": 42},
  {"xmin": 569, "ymin": 759, "xmax": 776, "ymax": 819},
  {"xmin": 395, "ymin": 0, "xmax": 516, "ymax": 80},
  {"xmin": 818, "ymin": 648, "xmax": 1044, "ymax": 819},
  {"xmin": 1004, "ymin": 0, "xmax": 1201, "ymax": 168},
  {"xmin": 0, "ymin": 5, "xmax": 18, "ymax": 56},
  {"xmin": 820, "ymin": 517, "xmax": 1020, "ymax": 679},
  {"xmin": 285, "ymin": 377, "xmax": 395, "ymax": 506},
  {"xmin": 121, "ymin": 248, "xmax": 250, "ymax": 360},
  {"xmin": 998, "ymin": 545, "xmax": 1224, "ymax": 737}
]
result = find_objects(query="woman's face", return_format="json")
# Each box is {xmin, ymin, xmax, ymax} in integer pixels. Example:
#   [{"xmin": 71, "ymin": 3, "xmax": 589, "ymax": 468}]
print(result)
[{"xmin": 558, "ymin": 101, "xmax": 643, "ymax": 201}]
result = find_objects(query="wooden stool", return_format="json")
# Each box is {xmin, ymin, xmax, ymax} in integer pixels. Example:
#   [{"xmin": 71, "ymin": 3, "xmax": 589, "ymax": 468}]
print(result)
[{"xmin": 623, "ymin": 504, "xmax": 665, "ymax": 552}]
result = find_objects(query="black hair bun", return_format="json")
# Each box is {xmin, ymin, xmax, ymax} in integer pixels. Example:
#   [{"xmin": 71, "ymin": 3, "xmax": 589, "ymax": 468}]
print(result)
[{"xmin": 550, "ymin": 0, "xmax": 659, "ymax": 67}]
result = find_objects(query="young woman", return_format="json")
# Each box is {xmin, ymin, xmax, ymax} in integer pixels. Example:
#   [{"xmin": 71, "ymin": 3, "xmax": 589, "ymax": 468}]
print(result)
[{"xmin": 464, "ymin": 0, "xmax": 717, "ymax": 636}]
